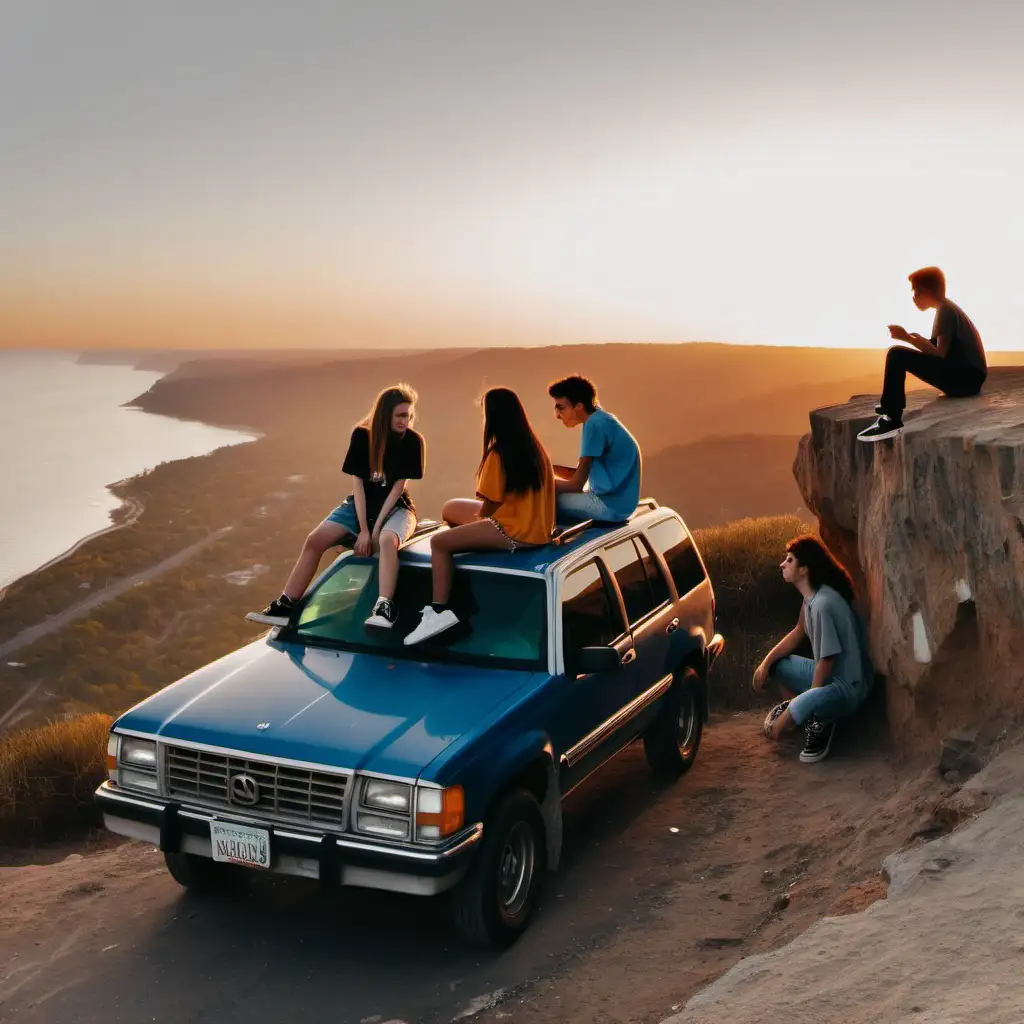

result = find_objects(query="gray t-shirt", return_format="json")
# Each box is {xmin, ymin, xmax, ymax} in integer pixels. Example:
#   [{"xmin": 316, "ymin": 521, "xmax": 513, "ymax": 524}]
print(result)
[
  {"xmin": 932, "ymin": 300, "xmax": 987, "ymax": 376},
  {"xmin": 803, "ymin": 585, "xmax": 870, "ymax": 687}
]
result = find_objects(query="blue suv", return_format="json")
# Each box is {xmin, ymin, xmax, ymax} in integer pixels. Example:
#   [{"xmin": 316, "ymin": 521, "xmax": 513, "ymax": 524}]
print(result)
[{"xmin": 96, "ymin": 499, "xmax": 724, "ymax": 947}]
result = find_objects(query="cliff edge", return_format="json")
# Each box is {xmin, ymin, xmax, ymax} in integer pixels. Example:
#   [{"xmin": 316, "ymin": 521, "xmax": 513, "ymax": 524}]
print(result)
[{"xmin": 793, "ymin": 366, "xmax": 1024, "ymax": 752}]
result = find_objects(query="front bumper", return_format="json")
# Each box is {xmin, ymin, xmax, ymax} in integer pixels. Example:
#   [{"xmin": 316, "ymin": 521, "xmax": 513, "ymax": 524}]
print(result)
[{"xmin": 95, "ymin": 781, "xmax": 482, "ymax": 897}]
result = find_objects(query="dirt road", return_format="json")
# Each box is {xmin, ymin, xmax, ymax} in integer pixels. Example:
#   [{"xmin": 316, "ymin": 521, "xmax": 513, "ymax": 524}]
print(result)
[{"xmin": 0, "ymin": 714, "xmax": 945, "ymax": 1024}]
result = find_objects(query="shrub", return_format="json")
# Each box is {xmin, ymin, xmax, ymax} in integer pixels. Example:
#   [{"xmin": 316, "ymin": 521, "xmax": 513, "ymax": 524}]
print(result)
[
  {"xmin": 0, "ymin": 713, "xmax": 111, "ymax": 847},
  {"xmin": 695, "ymin": 515, "xmax": 811, "ymax": 710}
]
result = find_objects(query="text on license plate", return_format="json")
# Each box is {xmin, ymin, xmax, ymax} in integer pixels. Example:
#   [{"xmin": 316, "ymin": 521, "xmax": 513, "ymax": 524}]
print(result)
[{"xmin": 210, "ymin": 821, "xmax": 270, "ymax": 869}]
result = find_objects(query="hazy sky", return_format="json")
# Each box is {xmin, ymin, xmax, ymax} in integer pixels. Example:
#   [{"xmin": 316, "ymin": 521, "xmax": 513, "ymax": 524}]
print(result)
[{"xmin": 3, "ymin": 1, "xmax": 1023, "ymax": 350}]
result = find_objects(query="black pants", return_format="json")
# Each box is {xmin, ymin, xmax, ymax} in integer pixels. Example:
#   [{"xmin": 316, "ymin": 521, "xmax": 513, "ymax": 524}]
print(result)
[{"xmin": 880, "ymin": 346, "xmax": 985, "ymax": 417}]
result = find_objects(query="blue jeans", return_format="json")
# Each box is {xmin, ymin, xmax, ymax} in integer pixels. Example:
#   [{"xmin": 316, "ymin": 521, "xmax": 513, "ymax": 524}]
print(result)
[
  {"xmin": 557, "ymin": 489, "xmax": 624, "ymax": 524},
  {"xmin": 769, "ymin": 655, "xmax": 868, "ymax": 727}
]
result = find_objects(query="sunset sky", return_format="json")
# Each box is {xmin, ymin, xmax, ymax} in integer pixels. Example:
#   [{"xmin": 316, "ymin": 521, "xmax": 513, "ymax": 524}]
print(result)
[{"xmin": 2, "ymin": 1, "xmax": 1023, "ymax": 351}]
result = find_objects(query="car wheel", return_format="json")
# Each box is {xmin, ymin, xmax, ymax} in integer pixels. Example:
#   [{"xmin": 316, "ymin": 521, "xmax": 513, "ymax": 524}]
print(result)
[
  {"xmin": 642, "ymin": 667, "xmax": 704, "ymax": 777},
  {"xmin": 164, "ymin": 851, "xmax": 240, "ymax": 892},
  {"xmin": 451, "ymin": 789, "xmax": 547, "ymax": 948}
]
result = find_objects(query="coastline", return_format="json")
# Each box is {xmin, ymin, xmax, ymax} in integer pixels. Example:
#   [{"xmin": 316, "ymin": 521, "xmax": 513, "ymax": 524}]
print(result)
[
  {"xmin": 0, "ymin": 496, "xmax": 145, "ymax": 606},
  {"xmin": 0, "ymin": 355, "xmax": 259, "ymax": 605}
]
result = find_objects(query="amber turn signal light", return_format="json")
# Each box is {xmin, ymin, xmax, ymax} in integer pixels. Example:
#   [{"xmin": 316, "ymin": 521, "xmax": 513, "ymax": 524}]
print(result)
[{"xmin": 416, "ymin": 785, "xmax": 465, "ymax": 837}]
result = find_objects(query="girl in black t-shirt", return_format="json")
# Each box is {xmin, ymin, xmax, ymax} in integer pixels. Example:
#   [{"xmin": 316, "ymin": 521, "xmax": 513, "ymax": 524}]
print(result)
[{"xmin": 248, "ymin": 383, "xmax": 425, "ymax": 629}]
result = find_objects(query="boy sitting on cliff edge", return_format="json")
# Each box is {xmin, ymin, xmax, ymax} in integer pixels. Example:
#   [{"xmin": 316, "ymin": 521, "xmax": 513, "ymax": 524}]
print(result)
[{"xmin": 858, "ymin": 266, "xmax": 987, "ymax": 442}]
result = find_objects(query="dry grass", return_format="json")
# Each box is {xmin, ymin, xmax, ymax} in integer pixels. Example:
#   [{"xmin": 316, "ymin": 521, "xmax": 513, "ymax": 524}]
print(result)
[
  {"xmin": 695, "ymin": 514, "xmax": 813, "ymax": 709},
  {"xmin": 0, "ymin": 713, "xmax": 111, "ymax": 847}
]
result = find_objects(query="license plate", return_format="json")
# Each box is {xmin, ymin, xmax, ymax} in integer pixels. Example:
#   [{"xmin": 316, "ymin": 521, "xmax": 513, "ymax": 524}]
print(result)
[{"xmin": 210, "ymin": 821, "xmax": 271, "ymax": 869}]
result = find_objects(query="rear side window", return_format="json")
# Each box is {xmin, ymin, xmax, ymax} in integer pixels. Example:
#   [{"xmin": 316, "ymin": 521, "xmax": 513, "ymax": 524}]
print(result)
[
  {"xmin": 646, "ymin": 518, "xmax": 707, "ymax": 596},
  {"xmin": 602, "ymin": 536, "xmax": 668, "ymax": 625},
  {"xmin": 635, "ymin": 535, "xmax": 672, "ymax": 609},
  {"xmin": 561, "ymin": 561, "xmax": 625, "ymax": 657}
]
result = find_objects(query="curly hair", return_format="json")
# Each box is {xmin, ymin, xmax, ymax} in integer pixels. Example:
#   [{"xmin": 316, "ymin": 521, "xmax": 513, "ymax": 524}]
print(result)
[{"xmin": 786, "ymin": 534, "xmax": 855, "ymax": 604}]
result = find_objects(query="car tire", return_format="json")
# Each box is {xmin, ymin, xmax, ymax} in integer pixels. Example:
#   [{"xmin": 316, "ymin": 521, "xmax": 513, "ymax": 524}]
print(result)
[
  {"xmin": 163, "ymin": 851, "xmax": 240, "ymax": 892},
  {"xmin": 643, "ymin": 667, "xmax": 704, "ymax": 777},
  {"xmin": 451, "ymin": 789, "xmax": 547, "ymax": 949}
]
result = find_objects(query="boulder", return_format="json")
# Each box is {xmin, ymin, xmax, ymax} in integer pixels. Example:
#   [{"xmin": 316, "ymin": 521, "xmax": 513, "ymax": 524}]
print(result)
[{"xmin": 793, "ymin": 367, "xmax": 1024, "ymax": 754}]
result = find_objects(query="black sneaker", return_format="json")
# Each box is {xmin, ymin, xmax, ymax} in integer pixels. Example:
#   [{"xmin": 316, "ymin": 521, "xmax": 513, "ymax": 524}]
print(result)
[
  {"xmin": 365, "ymin": 597, "xmax": 398, "ymax": 629},
  {"xmin": 246, "ymin": 595, "xmax": 295, "ymax": 626},
  {"xmin": 799, "ymin": 718, "xmax": 836, "ymax": 763},
  {"xmin": 857, "ymin": 414, "xmax": 903, "ymax": 442}
]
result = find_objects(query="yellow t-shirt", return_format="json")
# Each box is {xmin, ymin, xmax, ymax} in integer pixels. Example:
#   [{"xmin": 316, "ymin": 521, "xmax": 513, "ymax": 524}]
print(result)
[{"xmin": 475, "ymin": 449, "xmax": 555, "ymax": 546}]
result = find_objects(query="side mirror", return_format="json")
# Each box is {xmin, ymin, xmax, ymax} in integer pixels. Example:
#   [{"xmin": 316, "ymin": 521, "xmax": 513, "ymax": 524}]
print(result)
[{"xmin": 574, "ymin": 645, "xmax": 621, "ymax": 675}]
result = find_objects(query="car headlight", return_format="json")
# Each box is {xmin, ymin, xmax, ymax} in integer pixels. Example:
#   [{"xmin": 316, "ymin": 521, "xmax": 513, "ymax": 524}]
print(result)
[
  {"xmin": 354, "ymin": 813, "xmax": 410, "ymax": 840},
  {"xmin": 120, "ymin": 737, "xmax": 157, "ymax": 770},
  {"xmin": 362, "ymin": 779, "xmax": 411, "ymax": 813}
]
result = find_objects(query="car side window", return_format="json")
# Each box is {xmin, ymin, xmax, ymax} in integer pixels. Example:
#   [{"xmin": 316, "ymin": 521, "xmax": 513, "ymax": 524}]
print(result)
[
  {"xmin": 646, "ymin": 518, "xmax": 707, "ymax": 596},
  {"xmin": 634, "ymin": 534, "xmax": 672, "ymax": 609},
  {"xmin": 561, "ymin": 561, "xmax": 625, "ymax": 662},
  {"xmin": 602, "ymin": 537, "xmax": 662, "ymax": 625}
]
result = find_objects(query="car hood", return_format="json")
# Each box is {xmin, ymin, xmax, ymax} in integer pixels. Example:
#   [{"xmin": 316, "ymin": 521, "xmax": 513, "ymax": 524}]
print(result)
[{"xmin": 114, "ymin": 638, "xmax": 539, "ymax": 778}]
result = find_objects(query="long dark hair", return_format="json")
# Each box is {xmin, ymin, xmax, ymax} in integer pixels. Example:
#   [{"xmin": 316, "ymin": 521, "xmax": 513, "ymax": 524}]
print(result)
[
  {"xmin": 786, "ymin": 535, "xmax": 855, "ymax": 604},
  {"xmin": 478, "ymin": 387, "xmax": 549, "ymax": 495},
  {"xmin": 359, "ymin": 382, "xmax": 417, "ymax": 479}
]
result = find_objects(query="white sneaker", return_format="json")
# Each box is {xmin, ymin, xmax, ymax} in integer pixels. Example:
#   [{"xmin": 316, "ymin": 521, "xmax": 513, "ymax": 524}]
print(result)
[
  {"xmin": 365, "ymin": 598, "xmax": 397, "ymax": 629},
  {"xmin": 403, "ymin": 606, "xmax": 460, "ymax": 646}
]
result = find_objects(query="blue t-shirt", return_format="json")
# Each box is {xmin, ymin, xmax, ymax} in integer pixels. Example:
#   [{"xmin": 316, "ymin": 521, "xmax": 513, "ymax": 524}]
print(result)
[{"xmin": 580, "ymin": 408, "xmax": 641, "ymax": 520}]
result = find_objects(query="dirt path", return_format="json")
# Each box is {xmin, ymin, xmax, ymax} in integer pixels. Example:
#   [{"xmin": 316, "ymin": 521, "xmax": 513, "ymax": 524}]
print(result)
[
  {"xmin": 0, "ymin": 714, "xmax": 948, "ymax": 1024},
  {"xmin": 0, "ymin": 527, "xmax": 232, "ymax": 730}
]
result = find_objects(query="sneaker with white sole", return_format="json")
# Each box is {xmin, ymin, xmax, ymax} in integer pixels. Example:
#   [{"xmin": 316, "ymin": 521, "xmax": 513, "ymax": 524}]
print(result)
[
  {"xmin": 857, "ymin": 414, "xmax": 904, "ymax": 442},
  {"xmin": 365, "ymin": 597, "xmax": 398, "ymax": 629},
  {"xmin": 246, "ymin": 595, "xmax": 296, "ymax": 626},
  {"xmin": 404, "ymin": 606, "xmax": 460, "ymax": 646},
  {"xmin": 799, "ymin": 718, "xmax": 836, "ymax": 763}
]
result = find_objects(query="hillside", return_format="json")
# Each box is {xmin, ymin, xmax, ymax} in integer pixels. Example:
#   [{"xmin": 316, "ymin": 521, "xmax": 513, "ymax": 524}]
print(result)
[
  {"xmin": 130, "ymin": 342, "xmax": 886, "ymax": 522},
  {"xmin": 645, "ymin": 435, "xmax": 809, "ymax": 526}
]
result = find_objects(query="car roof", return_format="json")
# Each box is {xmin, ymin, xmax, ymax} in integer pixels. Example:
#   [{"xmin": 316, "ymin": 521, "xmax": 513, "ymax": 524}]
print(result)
[{"xmin": 397, "ymin": 506, "xmax": 673, "ymax": 576}]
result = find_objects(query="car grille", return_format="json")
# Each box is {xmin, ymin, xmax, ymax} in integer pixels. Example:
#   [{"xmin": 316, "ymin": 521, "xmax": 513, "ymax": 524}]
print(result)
[{"xmin": 164, "ymin": 745, "xmax": 349, "ymax": 828}]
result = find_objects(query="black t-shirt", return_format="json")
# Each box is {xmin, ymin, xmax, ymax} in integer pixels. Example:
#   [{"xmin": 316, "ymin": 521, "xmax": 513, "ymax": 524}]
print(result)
[
  {"xmin": 932, "ymin": 300, "xmax": 987, "ymax": 376},
  {"xmin": 341, "ymin": 426, "xmax": 424, "ymax": 528}
]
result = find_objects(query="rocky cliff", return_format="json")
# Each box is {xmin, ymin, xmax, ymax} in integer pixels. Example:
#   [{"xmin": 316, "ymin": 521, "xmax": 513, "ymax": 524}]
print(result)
[{"xmin": 793, "ymin": 366, "xmax": 1024, "ymax": 753}]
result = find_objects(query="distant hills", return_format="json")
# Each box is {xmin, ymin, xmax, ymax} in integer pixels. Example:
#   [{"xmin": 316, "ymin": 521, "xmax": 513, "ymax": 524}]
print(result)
[{"xmin": 123, "ymin": 342, "xmax": 1024, "ymax": 529}]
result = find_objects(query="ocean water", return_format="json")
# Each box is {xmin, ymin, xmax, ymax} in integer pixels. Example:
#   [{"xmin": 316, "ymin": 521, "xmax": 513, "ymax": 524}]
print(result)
[{"xmin": 0, "ymin": 351, "xmax": 256, "ymax": 590}]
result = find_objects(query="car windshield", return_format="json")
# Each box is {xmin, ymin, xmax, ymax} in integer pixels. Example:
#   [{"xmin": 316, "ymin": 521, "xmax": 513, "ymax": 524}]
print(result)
[{"xmin": 287, "ymin": 557, "xmax": 548, "ymax": 670}]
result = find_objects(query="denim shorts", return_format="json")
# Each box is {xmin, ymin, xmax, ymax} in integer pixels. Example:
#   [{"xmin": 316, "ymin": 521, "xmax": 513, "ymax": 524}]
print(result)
[
  {"xmin": 556, "ymin": 489, "xmax": 625, "ymax": 524},
  {"xmin": 769, "ymin": 655, "xmax": 869, "ymax": 726},
  {"xmin": 325, "ymin": 496, "xmax": 417, "ymax": 541}
]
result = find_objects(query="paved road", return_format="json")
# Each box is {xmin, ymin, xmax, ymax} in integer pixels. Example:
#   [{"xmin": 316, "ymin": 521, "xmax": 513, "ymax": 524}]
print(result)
[{"xmin": 0, "ymin": 528, "xmax": 232, "ymax": 730}]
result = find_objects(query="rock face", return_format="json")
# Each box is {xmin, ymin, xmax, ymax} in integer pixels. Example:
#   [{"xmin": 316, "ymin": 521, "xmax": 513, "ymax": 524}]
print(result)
[
  {"xmin": 793, "ymin": 367, "xmax": 1024, "ymax": 754},
  {"xmin": 665, "ymin": 743, "xmax": 1024, "ymax": 1024}
]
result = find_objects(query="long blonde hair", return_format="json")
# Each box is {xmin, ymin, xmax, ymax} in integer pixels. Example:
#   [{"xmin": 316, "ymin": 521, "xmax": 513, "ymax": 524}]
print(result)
[{"xmin": 360, "ymin": 383, "xmax": 418, "ymax": 479}]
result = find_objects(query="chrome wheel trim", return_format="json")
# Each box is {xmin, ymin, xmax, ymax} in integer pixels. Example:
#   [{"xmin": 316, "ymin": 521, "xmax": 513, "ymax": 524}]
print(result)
[
  {"xmin": 677, "ymin": 692, "xmax": 697, "ymax": 753},
  {"xmin": 497, "ymin": 821, "xmax": 535, "ymax": 916}
]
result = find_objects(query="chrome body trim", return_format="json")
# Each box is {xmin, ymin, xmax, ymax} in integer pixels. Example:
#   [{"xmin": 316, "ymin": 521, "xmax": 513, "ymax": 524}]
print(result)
[
  {"xmin": 562, "ymin": 673, "xmax": 674, "ymax": 768},
  {"xmin": 113, "ymin": 732, "xmax": 357, "ymax": 778}
]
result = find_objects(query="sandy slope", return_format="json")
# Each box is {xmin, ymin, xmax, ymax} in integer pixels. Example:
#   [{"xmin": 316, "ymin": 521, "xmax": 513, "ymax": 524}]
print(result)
[{"xmin": 669, "ymin": 743, "xmax": 1024, "ymax": 1024}]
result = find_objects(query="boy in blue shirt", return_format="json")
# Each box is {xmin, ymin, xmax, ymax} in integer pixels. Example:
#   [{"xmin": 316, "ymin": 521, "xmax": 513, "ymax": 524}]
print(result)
[{"xmin": 548, "ymin": 375, "xmax": 642, "ymax": 523}]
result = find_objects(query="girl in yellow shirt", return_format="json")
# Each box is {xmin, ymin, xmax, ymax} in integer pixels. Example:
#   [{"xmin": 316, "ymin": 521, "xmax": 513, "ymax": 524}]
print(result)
[{"xmin": 404, "ymin": 387, "xmax": 555, "ymax": 646}]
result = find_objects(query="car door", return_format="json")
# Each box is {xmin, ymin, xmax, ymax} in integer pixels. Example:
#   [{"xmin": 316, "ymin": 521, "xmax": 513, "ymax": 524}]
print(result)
[
  {"xmin": 598, "ymin": 534, "xmax": 678, "ymax": 736},
  {"xmin": 556, "ymin": 558, "xmax": 636, "ymax": 792}
]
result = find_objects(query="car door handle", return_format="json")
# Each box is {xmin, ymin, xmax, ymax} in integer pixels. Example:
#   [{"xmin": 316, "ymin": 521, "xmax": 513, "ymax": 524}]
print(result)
[
  {"xmin": 666, "ymin": 619, "xmax": 680, "ymax": 634},
  {"xmin": 621, "ymin": 649, "xmax": 637, "ymax": 665}
]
